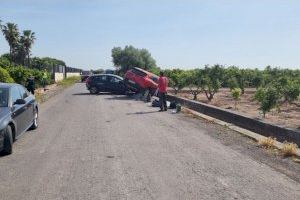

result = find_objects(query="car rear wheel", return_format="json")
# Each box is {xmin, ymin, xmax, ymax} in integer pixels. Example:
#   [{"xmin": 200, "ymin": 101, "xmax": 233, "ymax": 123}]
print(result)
[
  {"xmin": 30, "ymin": 110, "xmax": 38, "ymax": 130},
  {"xmin": 90, "ymin": 87, "xmax": 98, "ymax": 94},
  {"xmin": 3, "ymin": 126, "xmax": 13, "ymax": 155}
]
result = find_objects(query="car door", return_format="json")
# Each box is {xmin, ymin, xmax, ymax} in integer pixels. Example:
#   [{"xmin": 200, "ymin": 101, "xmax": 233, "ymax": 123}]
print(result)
[
  {"xmin": 18, "ymin": 85, "xmax": 34, "ymax": 128},
  {"xmin": 95, "ymin": 75, "xmax": 108, "ymax": 92},
  {"xmin": 107, "ymin": 76, "xmax": 124, "ymax": 93},
  {"xmin": 10, "ymin": 86, "xmax": 28, "ymax": 137}
]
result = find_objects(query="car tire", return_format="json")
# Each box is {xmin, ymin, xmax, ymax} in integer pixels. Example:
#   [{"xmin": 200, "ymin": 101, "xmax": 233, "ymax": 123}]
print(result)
[
  {"xmin": 30, "ymin": 109, "xmax": 38, "ymax": 130},
  {"xmin": 90, "ymin": 87, "xmax": 98, "ymax": 94},
  {"xmin": 3, "ymin": 126, "xmax": 13, "ymax": 155}
]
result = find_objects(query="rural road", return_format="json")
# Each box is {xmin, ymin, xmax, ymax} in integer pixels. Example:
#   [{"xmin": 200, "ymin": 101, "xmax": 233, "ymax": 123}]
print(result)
[{"xmin": 0, "ymin": 83, "xmax": 299, "ymax": 200}]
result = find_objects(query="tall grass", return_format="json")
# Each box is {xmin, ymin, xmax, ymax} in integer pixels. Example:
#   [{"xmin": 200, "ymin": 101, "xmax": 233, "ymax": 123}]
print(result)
[
  {"xmin": 282, "ymin": 142, "xmax": 298, "ymax": 157},
  {"xmin": 258, "ymin": 137, "xmax": 277, "ymax": 149},
  {"xmin": 57, "ymin": 76, "xmax": 80, "ymax": 88}
]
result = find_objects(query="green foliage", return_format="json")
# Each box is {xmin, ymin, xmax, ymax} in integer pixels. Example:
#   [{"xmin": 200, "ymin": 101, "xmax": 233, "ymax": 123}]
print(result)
[
  {"xmin": 1, "ymin": 20, "xmax": 36, "ymax": 66},
  {"xmin": 0, "ymin": 22, "xmax": 19, "ymax": 62},
  {"xmin": 112, "ymin": 45, "xmax": 156, "ymax": 74},
  {"xmin": 7, "ymin": 66, "xmax": 51, "ymax": 87},
  {"xmin": 164, "ymin": 69, "xmax": 187, "ymax": 94},
  {"xmin": 252, "ymin": 71, "xmax": 264, "ymax": 88},
  {"xmin": 201, "ymin": 65, "xmax": 224, "ymax": 101},
  {"xmin": 185, "ymin": 69, "xmax": 204, "ymax": 100},
  {"xmin": 31, "ymin": 57, "xmax": 66, "ymax": 71},
  {"xmin": 232, "ymin": 88, "xmax": 242, "ymax": 101},
  {"xmin": 228, "ymin": 77, "xmax": 239, "ymax": 91},
  {"xmin": 254, "ymin": 87, "xmax": 265, "ymax": 102},
  {"xmin": 148, "ymin": 66, "xmax": 161, "ymax": 75},
  {"xmin": 231, "ymin": 88, "xmax": 242, "ymax": 109},
  {"xmin": 19, "ymin": 30, "xmax": 36, "ymax": 66},
  {"xmin": 255, "ymin": 87, "xmax": 280, "ymax": 117},
  {"xmin": 281, "ymin": 80, "xmax": 300, "ymax": 103},
  {"xmin": 0, "ymin": 56, "xmax": 11, "ymax": 69},
  {"xmin": 0, "ymin": 67, "xmax": 14, "ymax": 83}
]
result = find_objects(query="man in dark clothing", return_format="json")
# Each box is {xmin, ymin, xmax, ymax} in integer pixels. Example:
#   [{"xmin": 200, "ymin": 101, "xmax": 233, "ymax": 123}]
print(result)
[
  {"xmin": 26, "ymin": 76, "xmax": 35, "ymax": 95},
  {"xmin": 158, "ymin": 71, "xmax": 168, "ymax": 111}
]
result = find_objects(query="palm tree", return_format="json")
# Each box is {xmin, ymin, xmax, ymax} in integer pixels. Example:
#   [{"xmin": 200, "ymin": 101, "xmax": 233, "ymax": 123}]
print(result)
[
  {"xmin": 20, "ymin": 30, "xmax": 36, "ymax": 67},
  {"xmin": 1, "ymin": 23, "xmax": 20, "ymax": 62}
]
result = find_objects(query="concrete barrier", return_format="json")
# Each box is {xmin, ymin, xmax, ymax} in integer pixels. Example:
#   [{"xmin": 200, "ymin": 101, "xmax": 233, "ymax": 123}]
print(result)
[
  {"xmin": 54, "ymin": 73, "xmax": 64, "ymax": 82},
  {"xmin": 167, "ymin": 94, "xmax": 300, "ymax": 146},
  {"xmin": 66, "ymin": 72, "xmax": 80, "ymax": 78}
]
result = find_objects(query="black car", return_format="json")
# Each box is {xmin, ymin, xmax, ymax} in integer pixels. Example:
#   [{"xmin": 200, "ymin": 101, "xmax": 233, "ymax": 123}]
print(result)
[
  {"xmin": 86, "ymin": 74, "xmax": 128, "ymax": 94},
  {"xmin": 81, "ymin": 71, "xmax": 92, "ymax": 82},
  {"xmin": 0, "ymin": 83, "xmax": 38, "ymax": 155}
]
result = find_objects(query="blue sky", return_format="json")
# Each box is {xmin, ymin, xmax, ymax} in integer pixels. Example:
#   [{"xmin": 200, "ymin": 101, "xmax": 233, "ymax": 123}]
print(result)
[{"xmin": 0, "ymin": 0, "xmax": 300, "ymax": 70}]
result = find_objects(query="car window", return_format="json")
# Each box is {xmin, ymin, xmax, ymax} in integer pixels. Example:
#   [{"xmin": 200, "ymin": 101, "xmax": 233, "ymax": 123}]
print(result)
[
  {"xmin": 132, "ymin": 68, "xmax": 147, "ymax": 77},
  {"xmin": 0, "ymin": 88, "xmax": 9, "ymax": 107},
  {"xmin": 109, "ymin": 77, "xmax": 121, "ymax": 83},
  {"xmin": 18, "ymin": 86, "xmax": 29, "ymax": 99},
  {"xmin": 150, "ymin": 76, "xmax": 158, "ymax": 83},
  {"xmin": 11, "ymin": 86, "xmax": 22, "ymax": 104},
  {"xmin": 94, "ymin": 75, "xmax": 107, "ymax": 83}
]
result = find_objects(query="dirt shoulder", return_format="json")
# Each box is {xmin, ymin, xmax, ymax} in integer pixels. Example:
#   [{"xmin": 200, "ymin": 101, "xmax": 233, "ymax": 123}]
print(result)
[
  {"xmin": 173, "ymin": 88, "xmax": 300, "ymax": 130},
  {"xmin": 35, "ymin": 77, "xmax": 80, "ymax": 104}
]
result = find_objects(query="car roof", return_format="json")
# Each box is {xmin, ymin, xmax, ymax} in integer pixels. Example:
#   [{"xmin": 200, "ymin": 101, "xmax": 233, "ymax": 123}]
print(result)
[
  {"xmin": 132, "ymin": 67, "xmax": 158, "ymax": 78},
  {"xmin": 0, "ymin": 82, "xmax": 21, "ymax": 88},
  {"xmin": 91, "ymin": 74, "xmax": 123, "ymax": 79}
]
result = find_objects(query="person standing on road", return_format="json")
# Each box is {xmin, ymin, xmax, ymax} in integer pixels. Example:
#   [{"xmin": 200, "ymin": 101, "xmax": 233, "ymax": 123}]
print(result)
[
  {"xmin": 158, "ymin": 71, "xmax": 168, "ymax": 111},
  {"xmin": 42, "ymin": 70, "xmax": 48, "ymax": 91},
  {"xmin": 26, "ymin": 76, "xmax": 35, "ymax": 95}
]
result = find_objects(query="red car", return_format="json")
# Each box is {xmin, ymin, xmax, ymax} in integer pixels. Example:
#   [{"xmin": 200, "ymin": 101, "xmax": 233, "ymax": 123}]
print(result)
[{"xmin": 124, "ymin": 67, "xmax": 158, "ymax": 94}]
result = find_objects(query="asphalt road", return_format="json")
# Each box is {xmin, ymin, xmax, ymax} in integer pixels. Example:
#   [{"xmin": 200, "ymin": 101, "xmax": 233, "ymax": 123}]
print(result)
[{"xmin": 0, "ymin": 83, "xmax": 299, "ymax": 200}]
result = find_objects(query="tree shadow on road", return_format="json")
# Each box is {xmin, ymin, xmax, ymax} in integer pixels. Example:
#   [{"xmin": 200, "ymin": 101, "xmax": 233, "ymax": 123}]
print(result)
[
  {"xmin": 72, "ymin": 92, "xmax": 91, "ymax": 95},
  {"xmin": 72, "ymin": 92, "xmax": 108, "ymax": 96},
  {"xmin": 105, "ymin": 95, "xmax": 133, "ymax": 101}
]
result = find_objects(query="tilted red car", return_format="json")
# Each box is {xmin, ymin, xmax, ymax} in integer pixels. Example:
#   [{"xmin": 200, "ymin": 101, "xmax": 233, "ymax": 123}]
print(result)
[{"xmin": 124, "ymin": 67, "xmax": 158, "ymax": 94}]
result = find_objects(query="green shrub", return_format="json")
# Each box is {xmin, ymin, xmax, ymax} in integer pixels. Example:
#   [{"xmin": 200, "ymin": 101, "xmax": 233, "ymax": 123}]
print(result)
[
  {"xmin": 282, "ymin": 80, "xmax": 300, "ymax": 103},
  {"xmin": 231, "ymin": 88, "xmax": 242, "ymax": 109},
  {"xmin": 0, "ymin": 57, "xmax": 11, "ymax": 69},
  {"xmin": 228, "ymin": 77, "xmax": 239, "ymax": 91},
  {"xmin": 255, "ymin": 87, "xmax": 280, "ymax": 117},
  {"xmin": 0, "ymin": 67, "xmax": 14, "ymax": 83},
  {"xmin": 8, "ymin": 66, "xmax": 51, "ymax": 87}
]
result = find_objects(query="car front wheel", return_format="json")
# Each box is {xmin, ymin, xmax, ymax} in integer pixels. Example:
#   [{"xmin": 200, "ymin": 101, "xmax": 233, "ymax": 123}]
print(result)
[
  {"xmin": 90, "ymin": 87, "xmax": 98, "ymax": 94},
  {"xmin": 3, "ymin": 126, "xmax": 13, "ymax": 155},
  {"xmin": 30, "ymin": 109, "xmax": 38, "ymax": 130}
]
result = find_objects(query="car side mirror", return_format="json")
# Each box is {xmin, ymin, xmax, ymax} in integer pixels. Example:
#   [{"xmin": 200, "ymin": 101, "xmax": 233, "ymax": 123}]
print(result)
[{"xmin": 14, "ymin": 99, "xmax": 26, "ymax": 105}]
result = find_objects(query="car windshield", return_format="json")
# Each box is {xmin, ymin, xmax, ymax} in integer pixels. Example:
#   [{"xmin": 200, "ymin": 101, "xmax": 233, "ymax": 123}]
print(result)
[{"xmin": 0, "ymin": 88, "xmax": 9, "ymax": 107}]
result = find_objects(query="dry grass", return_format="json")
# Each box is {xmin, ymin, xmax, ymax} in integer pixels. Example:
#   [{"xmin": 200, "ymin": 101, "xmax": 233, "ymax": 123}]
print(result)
[
  {"xmin": 57, "ymin": 76, "xmax": 80, "ymax": 88},
  {"xmin": 258, "ymin": 137, "xmax": 277, "ymax": 149},
  {"xmin": 281, "ymin": 142, "xmax": 298, "ymax": 157}
]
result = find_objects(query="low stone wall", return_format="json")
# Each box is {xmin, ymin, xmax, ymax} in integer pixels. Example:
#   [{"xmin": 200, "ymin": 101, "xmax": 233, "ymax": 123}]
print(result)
[
  {"xmin": 54, "ymin": 73, "xmax": 64, "ymax": 82},
  {"xmin": 167, "ymin": 94, "xmax": 300, "ymax": 146},
  {"xmin": 66, "ymin": 72, "xmax": 80, "ymax": 78}
]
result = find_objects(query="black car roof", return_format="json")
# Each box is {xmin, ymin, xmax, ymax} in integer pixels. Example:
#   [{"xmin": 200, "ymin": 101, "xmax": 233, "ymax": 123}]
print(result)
[{"xmin": 91, "ymin": 74, "xmax": 123, "ymax": 79}]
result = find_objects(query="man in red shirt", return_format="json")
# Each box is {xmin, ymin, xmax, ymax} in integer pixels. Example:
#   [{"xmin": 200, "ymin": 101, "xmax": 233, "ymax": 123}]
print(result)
[{"xmin": 158, "ymin": 71, "xmax": 168, "ymax": 111}]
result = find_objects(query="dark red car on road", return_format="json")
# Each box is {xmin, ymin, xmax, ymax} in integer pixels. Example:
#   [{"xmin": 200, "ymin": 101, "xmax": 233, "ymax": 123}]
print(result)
[{"xmin": 124, "ymin": 67, "xmax": 158, "ymax": 94}]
